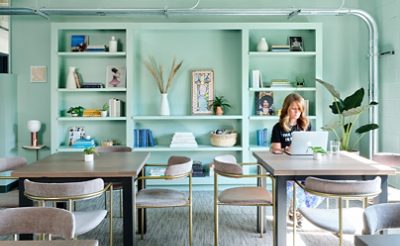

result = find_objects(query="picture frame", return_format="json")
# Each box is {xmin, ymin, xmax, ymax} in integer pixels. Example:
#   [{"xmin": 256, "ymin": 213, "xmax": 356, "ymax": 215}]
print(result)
[
  {"xmin": 30, "ymin": 65, "xmax": 47, "ymax": 83},
  {"xmin": 106, "ymin": 65, "xmax": 126, "ymax": 88},
  {"xmin": 191, "ymin": 70, "xmax": 214, "ymax": 115},
  {"xmin": 70, "ymin": 35, "xmax": 89, "ymax": 52},
  {"xmin": 289, "ymin": 36, "xmax": 304, "ymax": 52},
  {"xmin": 256, "ymin": 91, "xmax": 274, "ymax": 116}
]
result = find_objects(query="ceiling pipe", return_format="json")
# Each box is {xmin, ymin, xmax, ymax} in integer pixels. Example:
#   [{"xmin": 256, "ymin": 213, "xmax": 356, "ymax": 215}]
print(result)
[{"xmin": 1, "ymin": 6, "xmax": 379, "ymax": 156}]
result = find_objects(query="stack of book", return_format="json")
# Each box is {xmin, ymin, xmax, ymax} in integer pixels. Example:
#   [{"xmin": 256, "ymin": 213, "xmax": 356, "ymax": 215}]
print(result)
[
  {"xmin": 270, "ymin": 79, "xmax": 293, "ymax": 88},
  {"xmin": 256, "ymin": 128, "xmax": 268, "ymax": 146},
  {"xmin": 71, "ymin": 137, "xmax": 95, "ymax": 149},
  {"xmin": 271, "ymin": 45, "xmax": 290, "ymax": 52},
  {"xmin": 170, "ymin": 132, "xmax": 198, "ymax": 148},
  {"xmin": 192, "ymin": 160, "xmax": 206, "ymax": 177},
  {"xmin": 81, "ymin": 82, "xmax": 104, "ymax": 88},
  {"xmin": 86, "ymin": 45, "xmax": 106, "ymax": 52},
  {"xmin": 133, "ymin": 129, "xmax": 155, "ymax": 148},
  {"xmin": 108, "ymin": 98, "xmax": 124, "ymax": 117}
]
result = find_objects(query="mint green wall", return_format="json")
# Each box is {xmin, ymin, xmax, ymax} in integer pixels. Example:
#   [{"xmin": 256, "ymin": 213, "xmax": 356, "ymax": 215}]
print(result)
[
  {"xmin": 10, "ymin": 0, "xmax": 378, "ymax": 162},
  {"xmin": 0, "ymin": 74, "xmax": 17, "ymax": 156}
]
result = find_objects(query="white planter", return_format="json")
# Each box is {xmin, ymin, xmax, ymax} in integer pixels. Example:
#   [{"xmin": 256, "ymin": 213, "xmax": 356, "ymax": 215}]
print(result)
[
  {"xmin": 160, "ymin": 93, "xmax": 170, "ymax": 116},
  {"xmin": 101, "ymin": 111, "xmax": 108, "ymax": 117},
  {"xmin": 313, "ymin": 153, "xmax": 323, "ymax": 160},
  {"xmin": 84, "ymin": 154, "xmax": 94, "ymax": 162}
]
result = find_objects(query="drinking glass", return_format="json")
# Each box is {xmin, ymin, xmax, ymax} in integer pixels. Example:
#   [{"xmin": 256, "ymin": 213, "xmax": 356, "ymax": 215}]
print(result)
[{"xmin": 329, "ymin": 140, "xmax": 341, "ymax": 155}]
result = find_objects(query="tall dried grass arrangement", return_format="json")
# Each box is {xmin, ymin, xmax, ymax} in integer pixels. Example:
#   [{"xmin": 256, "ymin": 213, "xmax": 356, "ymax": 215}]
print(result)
[{"xmin": 144, "ymin": 56, "xmax": 183, "ymax": 94}]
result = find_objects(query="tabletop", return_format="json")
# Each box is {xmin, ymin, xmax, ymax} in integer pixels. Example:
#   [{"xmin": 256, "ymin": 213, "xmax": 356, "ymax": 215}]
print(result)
[
  {"xmin": 0, "ymin": 240, "xmax": 98, "ymax": 246},
  {"xmin": 11, "ymin": 152, "xmax": 150, "ymax": 178}
]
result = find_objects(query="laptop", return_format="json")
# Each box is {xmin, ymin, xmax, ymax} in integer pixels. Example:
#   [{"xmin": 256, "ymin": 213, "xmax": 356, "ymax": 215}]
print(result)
[{"xmin": 285, "ymin": 131, "xmax": 329, "ymax": 156}]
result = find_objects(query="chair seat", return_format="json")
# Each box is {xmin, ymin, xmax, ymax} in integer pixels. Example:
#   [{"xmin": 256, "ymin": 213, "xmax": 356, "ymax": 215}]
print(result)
[
  {"xmin": 299, "ymin": 207, "xmax": 364, "ymax": 234},
  {"xmin": 388, "ymin": 186, "xmax": 400, "ymax": 202},
  {"xmin": 0, "ymin": 189, "xmax": 19, "ymax": 208},
  {"xmin": 74, "ymin": 210, "xmax": 107, "ymax": 235},
  {"xmin": 218, "ymin": 187, "xmax": 273, "ymax": 205},
  {"xmin": 136, "ymin": 188, "xmax": 188, "ymax": 207}
]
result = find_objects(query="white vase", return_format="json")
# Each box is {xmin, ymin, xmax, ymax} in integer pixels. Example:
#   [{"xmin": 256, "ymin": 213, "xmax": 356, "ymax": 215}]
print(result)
[
  {"xmin": 257, "ymin": 37, "xmax": 269, "ymax": 52},
  {"xmin": 160, "ymin": 93, "xmax": 170, "ymax": 116},
  {"xmin": 66, "ymin": 66, "xmax": 77, "ymax": 89},
  {"xmin": 84, "ymin": 154, "xmax": 94, "ymax": 162},
  {"xmin": 109, "ymin": 36, "xmax": 117, "ymax": 52}
]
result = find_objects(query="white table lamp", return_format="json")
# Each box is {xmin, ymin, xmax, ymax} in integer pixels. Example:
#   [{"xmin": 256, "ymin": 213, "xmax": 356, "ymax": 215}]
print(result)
[{"xmin": 27, "ymin": 120, "xmax": 41, "ymax": 147}]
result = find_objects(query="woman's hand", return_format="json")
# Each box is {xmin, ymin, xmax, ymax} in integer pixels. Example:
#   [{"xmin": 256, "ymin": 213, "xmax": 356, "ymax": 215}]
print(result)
[{"xmin": 271, "ymin": 142, "xmax": 284, "ymax": 154}]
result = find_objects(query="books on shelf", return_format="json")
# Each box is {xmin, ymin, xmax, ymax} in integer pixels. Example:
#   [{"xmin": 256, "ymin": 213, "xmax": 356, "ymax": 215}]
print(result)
[
  {"xmin": 170, "ymin": 132, "xmax": 198, "ymax": 148},
  {"xmin": 81, "ymin": 82, "xmax": 104, "ymax": 88},
  {"xmin": 271, "ymin": 44, "xmax": 290, "ymax": 52},
  {"xmin": 86, "ymin": 45, "xmax": 106, "ymax": 52},
  {"xmin": 270, "ymin": 79, "xmax": 293, "ymax": 88},
  {"xmin": 108, "ymin": 98, "xmax": 124, "ymax": 117},
  {"xmin": 134, "ymin": 129, "xmax": 156, "ymax": 148},
  {"xmin": 251, "ymin": 70, "xmax": 263, "ymax": 89},
  {"xmin": 256, "ymin": 128, "xmax": 268, "ymax": 146}
]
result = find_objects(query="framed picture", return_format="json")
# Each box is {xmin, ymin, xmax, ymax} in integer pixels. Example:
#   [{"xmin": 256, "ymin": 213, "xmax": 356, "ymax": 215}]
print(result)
[
  {"xmin": 289, "ymin": 36, "xmax": 303, "ymax": 52},
  {"xmin": 70, "ymin": 35, "xmax": 89, "ymax": 52},
  {"xmin": 191, "ymin": 70, "xmax": 214, "ymax": 115},
  {"xmin": 30, "ymin": 66, "xmax": 47, "ymax": 83},
  {"xmin": 106, "ymin": 65, "xmax": 126, "ymax": 88},
  {"xmin": 256, "ymin": 91, "xmax": 274, "ymax": 116}
]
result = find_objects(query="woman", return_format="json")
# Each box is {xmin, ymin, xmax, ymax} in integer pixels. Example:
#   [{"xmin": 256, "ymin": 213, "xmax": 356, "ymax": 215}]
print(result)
[{"xmin": 270, "ymin": 93, "xmax": 323, "ymax": 226}]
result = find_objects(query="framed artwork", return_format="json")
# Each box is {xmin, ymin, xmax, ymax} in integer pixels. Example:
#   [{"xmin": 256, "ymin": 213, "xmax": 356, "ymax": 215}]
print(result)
[
  {"xmin": 106, "ymin": 65, "xmax": 126, "ymax": 88},
  {"xmin": 30, "ymin": 66, "xmax": 47, "ymax": 83},
  {"xmin": 191, "ymin": 70, "xmax": 214, "ymax": 115},
  {"xmin": 256, "ymin": 91, "xmax": 274, "ymax": 116},
  {"xmin": 70, "ymin": 35, "xmax": 89, "ymax": 52},
  {"xmin": 289, "ymin": 36, "xmax": 303, "ymax": 51}
]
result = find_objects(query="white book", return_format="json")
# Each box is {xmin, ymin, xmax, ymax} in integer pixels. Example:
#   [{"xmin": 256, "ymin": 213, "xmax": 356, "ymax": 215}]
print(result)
[
  {"xmin": 252, "ymin": 70, "xmax": 260, "ymax": 89},
  {"xmin": 115, "ymin": 99, "xmax": 121, "ymax": 117}
]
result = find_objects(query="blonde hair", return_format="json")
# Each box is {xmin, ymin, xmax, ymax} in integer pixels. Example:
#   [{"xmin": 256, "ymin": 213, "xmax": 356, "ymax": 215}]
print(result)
[{"xmin": 279, "ymin": 93, "xmax": 309, "ymax": 132}]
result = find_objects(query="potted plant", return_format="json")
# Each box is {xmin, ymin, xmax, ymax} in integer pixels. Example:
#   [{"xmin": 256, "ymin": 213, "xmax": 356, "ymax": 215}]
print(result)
[
  {"xmin": 210, "ymin": 96, "xmax": 231, "ymax": 115},
  {"xmin": 309, "ymin": 146, "xmax": 327, "ymax": 160},
  {"xmin": 83, "ymin": 146, "xmax": 96, "ymax": 162},
  {"xmin": 316, "ymin": 79, "xmax": 379, "ymax": 151},
  {"xmin": 100, "ymin": 103, "xmax": 109, "ymax": 117},
  {"xmin": 67, "ymin": 106, "xmax": 84, "ymax": 117}
]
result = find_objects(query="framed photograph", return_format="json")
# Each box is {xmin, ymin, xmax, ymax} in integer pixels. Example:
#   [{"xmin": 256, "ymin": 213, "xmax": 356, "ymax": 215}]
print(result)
[
  {"xmin": 191, "ymin": 70, "xmax": 214, "ymax": 115},
  {"xmin": 106, "ymin": 65, "xmax": 126, "ymax": 88},
  {"xmin": 256, "ymin": 91, "xmax": 274, "ymax": 116},
  {"xmin": 289, "ymin": 36, "xmax": 303, "ymax": 52},
  {"xmin": 30, "ymin": 66, "xmax": 47, "ymax": 83},
  {"xmin": 70, "ymin": 35, "xmax": 89, "ymax": 52}
]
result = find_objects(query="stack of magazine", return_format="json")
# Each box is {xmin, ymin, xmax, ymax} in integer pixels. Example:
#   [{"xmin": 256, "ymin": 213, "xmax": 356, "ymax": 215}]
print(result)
[{"xmin": 170, "ymin": 132, "xmax": 198, "ymax": 148}]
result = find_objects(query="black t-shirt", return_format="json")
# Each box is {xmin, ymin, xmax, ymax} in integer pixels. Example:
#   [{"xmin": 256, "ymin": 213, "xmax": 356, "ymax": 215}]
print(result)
[{"xmin": 271, "ymin": 122, "xmax": 311, "ymax": 149}]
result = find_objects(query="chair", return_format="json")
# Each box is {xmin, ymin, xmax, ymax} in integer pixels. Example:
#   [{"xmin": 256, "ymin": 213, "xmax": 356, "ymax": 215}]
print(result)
[
  {"xmin": 213, "ymin": 154, "xmax": 274, "ymax": 246},
  {"xmin": 293, "ymin": 177, "xmax": 382, "ymax": 246},
  {"xmin": 23, "ymin": 178, "xmax": 113, "ymax": 245},
  {"xmin": 0, "ymin": 157, "xmax": 28, "ymax": 208},
  {"xmin": 136, "ymin": 156, "xmax": 193, "ymax": 245},
  {"xmin": 372, "ymin": 153, "xmax": 400, "ymax": 202},
  {"xmin": 0, "ymin": 207, "xmax": 75, "ymax": 240},
  {"xmin": 96, "ymin": 145, "xmax": 132, "ymax": 217},
  {"xmin": 362, "ymin": 202, "xmax": 400, "ymax": 235}
]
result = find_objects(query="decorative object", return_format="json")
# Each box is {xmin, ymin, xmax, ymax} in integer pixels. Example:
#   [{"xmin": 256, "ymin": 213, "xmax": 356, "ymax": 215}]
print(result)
[
  {"xmin": 144, "ymin": 56, "xmax": 183, "ymax": 116},
  {"xmin": 27, "ymin": 120, "xmax": 41, "ymax": 147},
  {"xmin": 108, "ymin": 36, "xmax": 117, "ymax": 52},
  {"xmin": 30, "ymin": 66, "xmax": 47, "ymax": 83},
  {"xmin": 257, "ymin": 37, "xmax": 269, "ymax": 52},
  {"xmin": 106, "ymin": 65, "xmax": 126, "ymax": 88},
  {"xmin": 66, "ymin": 67, "xmax": 77, "ymax": 89},
  {"xmin": 70, "ymin": 34, "xmax": 88, "ymax": 52},
  {"xmin": 210, "ymin": 129, "xmax": 237, "ymax": 147},
  {"xmin": 316, "ymin": 78, "xmax": 379, "ymax": 151},
  {"xmin": 308, "ymin": 146, "xmax": 327, "ymax": 160},
  {"xmin": 101, "ymin": 103, "xmax": 108, "ymax": 117},
  {"xmin": 83, "ymin": 146, "xmax": 96, "ymax": 162},
  {"xmin": 190, "ymin": 70, "xmax": 214, "ymax": 115},
  {"xmin": 256, "ymin": 91, "xmax": 274, "ymax": 116},
  {"xmin": 251, "ymin": 70, "xmax": 263, "ymax": 88},
  {"xmin": 67, "ymin": 106, "xmax": 84, "ymax": 117},
  {"xmin": 210, "ymin": 96, "xmax": 231, "ymax": 116},
  {"xmin": 289, "ymin": 36, "xmax": 304, "ymax": 51}
]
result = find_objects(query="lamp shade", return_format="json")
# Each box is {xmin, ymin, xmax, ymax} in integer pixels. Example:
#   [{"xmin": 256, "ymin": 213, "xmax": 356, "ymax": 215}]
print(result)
[{"xmin": 27, "ymin": 120, "xmax": 41, "ymax": 132}]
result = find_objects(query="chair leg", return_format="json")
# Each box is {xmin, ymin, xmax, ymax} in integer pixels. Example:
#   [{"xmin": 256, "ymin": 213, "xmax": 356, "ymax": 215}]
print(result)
[
  {"xmin": 293, "ymin": 182, "xmax": 297, "ymax": 246},
  {"xmin": 141, "ymin": 208, "xmax": 144, "ymax": 240},
  {"xmin": 119, "ymin": 189, "xmax": 123, "ymax": 217},
  {"xmin": 338, "ymin": 197, "xmax": 343, "ymax": 246},
  {"xmin": 109, "ymin": 186, "xmax": 113, "ymax": 246},
  {"xmin": 189, "ymin": 204, "xmax": 193, "ymax": 246},
  {"xmin": 260, "ymin": 206, "xmax": 264, "ymax": 238},
  {"xmin": 214, "ymin": 174, "xmax": 218, "ymax": 246}
]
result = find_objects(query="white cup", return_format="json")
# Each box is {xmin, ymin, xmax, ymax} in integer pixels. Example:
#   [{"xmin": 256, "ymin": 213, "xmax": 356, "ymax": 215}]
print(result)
[{"xmin": 329, "ymin": 140, "xmax": 341, "ymax": 155}]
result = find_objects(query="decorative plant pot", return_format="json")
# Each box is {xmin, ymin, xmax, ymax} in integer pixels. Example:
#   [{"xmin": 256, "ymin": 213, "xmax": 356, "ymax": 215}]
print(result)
[
  {"xmin": 84, "ymin": 154, "xmax": 94, "ymax": 162},
  {"xmin": 101, "ymin": 111, "xmax": 108, "ymax": 117},
  {"xmin": 313, "ymin": 153, "xmax": 323, "ymax": 160},
  {"xmin": 215, "ymin": 106, "xmax": 224, "ymax": 116}
]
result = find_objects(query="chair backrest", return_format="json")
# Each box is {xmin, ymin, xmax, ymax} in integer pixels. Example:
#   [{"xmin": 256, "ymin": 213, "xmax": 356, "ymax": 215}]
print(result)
[
  {"xmin": 304, "ymin": 176, "xmax": 382, "ymax": 197},
  {"xmin": 213, "ymin": 154, "xmax": 243, "ymax": 176},
  {"xmin": 0, "ymin": 207, "xmax": 75, "ymax": 239},
  {"xmin": 363, "ymin": 202, "xmax": 400, "ymax": 234},
  {"xmin": 0, "ymin": 157, "xmax": 27, "ymax": 172},
  {"xmin": 164, "ymin": 156, "xmax": 193, "ymax": 177},
  {"xmin": 95, "ymin": 146, "xmax": 132, "ymax": 153},
  {"xmin": 372, "ymin": 153, "xmax": 400, "ymax": 167},
  {"xmin": 24, "ymin": 178, "xmax": 105, "ymax": 200}
]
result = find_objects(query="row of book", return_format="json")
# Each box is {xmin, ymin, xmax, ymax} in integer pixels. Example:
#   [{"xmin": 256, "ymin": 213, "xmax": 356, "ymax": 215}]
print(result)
[
  {"xmin": 133, "ymin": 129, "xmax": 155, "ymax": 147},
  {"xmin": 108, "ymin": 98, "xmax": 124, "ymax": 117},
  {"xmin": 256, "ymin": 128, "xmax": 268, "ymax": 146},
  {"xmin": 271, "ymin": 44, "xmax": 290, "ymax": 52}
]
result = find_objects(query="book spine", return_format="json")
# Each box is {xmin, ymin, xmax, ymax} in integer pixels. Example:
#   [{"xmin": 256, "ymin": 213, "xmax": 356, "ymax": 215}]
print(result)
[
  {"xmin": 262, "ymin": 128, "xmax": 268, "ymax": 146},
  {"xmin": 133, "ymin": 129, "xmax": 139, "ymax": 147},
  {"xmin": 147, "ymin": 129, "xmax": 155, "ymax": 147},
  {"xmin": 256, "ymin": 129, "xmax": 263, "ymax": 146},
  {"xmin": 139, "ymin": 129, "xmax": 148, "ymax": 147}
]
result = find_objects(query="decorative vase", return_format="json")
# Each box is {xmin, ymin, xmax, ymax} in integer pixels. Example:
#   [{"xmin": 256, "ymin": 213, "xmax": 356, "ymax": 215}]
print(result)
[
  {"xmin": 66, "ymin": 67, "xmax": 77, "ymax": 89},
  {"xmin": 101, "ymin": 111, "xmax": 108, "ymax": 117},
  {"xmin": 84, "ymin": 154, "xmax": 94, "ymax": 162},
  {"xmin": 160, "ymin": 93, "xmax": 170, "ymax": 116},
  {"xmin": 257, "ymin": 37, "xmax": 269, "ymax": 52},
  {"xmin": 313, "ymin": 153, "xmax": 322, "ymax": 160},
  {"xmin": 215, "ymin": 106, "xmax": 224, "ymax": 116},
  {"xmin": 109, "ymin": 36, "xmax": 117, "ymax": 52}
]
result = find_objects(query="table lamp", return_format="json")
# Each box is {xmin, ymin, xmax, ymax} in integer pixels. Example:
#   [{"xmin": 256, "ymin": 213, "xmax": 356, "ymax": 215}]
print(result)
[{"xmin": 27, "ymin": 120, "xmax": 41, "ymax": 147}]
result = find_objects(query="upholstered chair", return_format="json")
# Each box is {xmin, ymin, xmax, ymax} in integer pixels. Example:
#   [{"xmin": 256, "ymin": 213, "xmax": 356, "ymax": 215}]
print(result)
[
  {"xmin": 136, "ymin": 156, "xmax": 193, "ymax": 245},
  {"xmin": 293, "ymin": 177, "xmax": 381, "ymax": 246},
  {"xmin": 213, "ymin": 154, "xmax": 274, "ymax": 246},
  {"xmin": 0, "ymin": 157, "xmax": 28, "ymax": 208},
  {"xmin": 23, "ymin": 178, "xmax": 113, "ymax": 245},
  {"xmin": 362, "ymin": 202, "xmax": 400, "ymax": 235},
  {"xmin": 96, "ymin": 145, "xmax": 132, "ymax": 217},
  {"xmin": 0, "ymin": 207, "xmax": 75, "ymax": 240},
  {"xmin": 372, "ymin": 153, "xmax": 400, "ymax": 202}
]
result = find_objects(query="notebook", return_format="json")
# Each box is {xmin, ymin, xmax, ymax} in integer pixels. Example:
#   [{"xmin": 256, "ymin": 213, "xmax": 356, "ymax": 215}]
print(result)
[{"xmin": 285, "ymin": 131, "xmax": 329, "ymax": 156}]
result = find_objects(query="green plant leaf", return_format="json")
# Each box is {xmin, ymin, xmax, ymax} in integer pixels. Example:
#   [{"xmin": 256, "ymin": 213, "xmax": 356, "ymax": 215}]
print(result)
[
  {"xmin": 355, "ymin": 123, "xmax": 379, "ymax": 134},
  {"xmin": 316, "ymin": 78, "xmax": 341, "ymax": 99},
  {"xmin": 329, "ymin": 100, "xmax": 345, "ymax": 114},
  {"xmin": 342, "ymin": 88, "xmax": 364, "ymax": 111}
]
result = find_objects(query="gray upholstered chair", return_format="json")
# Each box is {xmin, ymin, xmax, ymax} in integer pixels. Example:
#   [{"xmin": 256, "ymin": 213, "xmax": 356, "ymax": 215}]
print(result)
[
  {"xmin": 136, "ymin": 156, "xmax": 193, "ymax": 245},
  {"xmin": 294, "ymin": 177, "xmax": 382, "ymax": 246},
  {"xmin": 0, "ymin": 207, "xmax": 75, "ymax": 240},
  {"xmin": 23, "ymin": 178, "xmax": 113, "ymax": 245},
  {"xmin": 96, "ymin": 145, "xmax": 132, "ymax": 217},
  {"xmin": 213, "ymin": 154, "xmax": 274, "ymax": 246},
  {"xmin": 372, "ymin": 153, "xmax": 400, "ymax": 202},
  {"xmin": 0, "ymin": 157, "xmax": 28, "ymax": 208},
  {"xmin": 362, "ymin": 202, "xmax": 400, "ymax": 235}
]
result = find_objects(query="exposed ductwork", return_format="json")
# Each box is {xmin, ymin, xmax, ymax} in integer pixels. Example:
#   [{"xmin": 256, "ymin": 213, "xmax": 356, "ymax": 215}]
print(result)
[{"xmin": 0, "ymin": 6, "xmax": 379, "ymax": 157}]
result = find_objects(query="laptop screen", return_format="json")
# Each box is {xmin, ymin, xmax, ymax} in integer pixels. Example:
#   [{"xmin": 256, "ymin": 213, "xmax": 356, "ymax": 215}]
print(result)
[{"xmin": 285, "ymin": 131, "xmax": 328, "ymax": 155}]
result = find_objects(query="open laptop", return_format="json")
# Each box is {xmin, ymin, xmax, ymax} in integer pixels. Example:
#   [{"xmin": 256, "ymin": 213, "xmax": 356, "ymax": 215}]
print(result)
[{"xmin": 285, "ymin": 131, "xmax": 329, "ymax": 156}]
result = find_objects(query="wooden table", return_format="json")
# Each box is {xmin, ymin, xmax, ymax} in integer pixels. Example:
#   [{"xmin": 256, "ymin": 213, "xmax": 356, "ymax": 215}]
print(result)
[
  {"xmin": 354, "ymin": 234, "xmax": 400, "ymax": 246},
  {"xmin": 0, "ymin": 240, "xmax": 98, "ymax": 246},
  {"xmin": 11, "ymin": 152, "xmax": 150, "ymax": 246},
  {"xmin": 253, "ymin": 151, "xmax": 396, "ymax": 246}
]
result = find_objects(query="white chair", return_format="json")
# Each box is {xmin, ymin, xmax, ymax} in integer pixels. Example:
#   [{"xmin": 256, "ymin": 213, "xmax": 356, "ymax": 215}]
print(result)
[
  {"xmin": 23, "ymin": 178, "xmax": 113, "ymax": 245},
  {"xmin": 372, "ymin": 153, "xmax": 400, "ymax": 202},
  {"xmin": 362, "ymin": 202, "xmax": 400, "ymax": 235},
  {"xmin": 0, "ymin": 207, "xmax": 75, "ymax": 240},
  {"xmin": 0, "ymin": 157, "xmax": 28, "ymax": 208}
]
